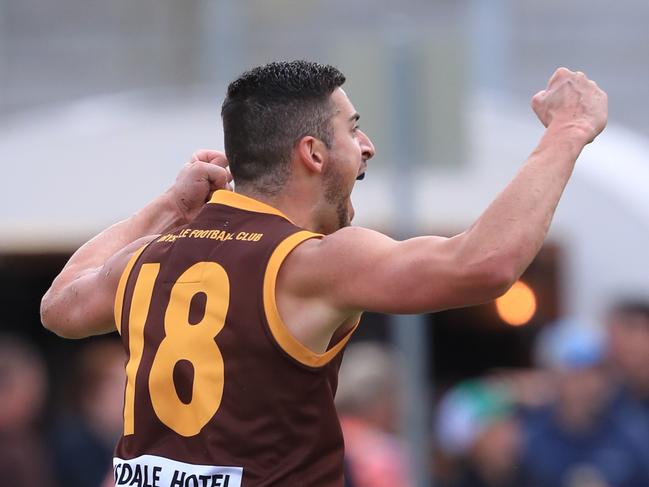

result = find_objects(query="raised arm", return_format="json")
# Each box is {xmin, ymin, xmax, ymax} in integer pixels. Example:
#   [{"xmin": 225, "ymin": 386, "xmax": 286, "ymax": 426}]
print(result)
[
  {"xmin": 281, "ymin": 68, "xmax": 607, "ymax": 322},
  {"xmin": 41, "ymin": 151, "xmax": 231, "ymax": 338}
]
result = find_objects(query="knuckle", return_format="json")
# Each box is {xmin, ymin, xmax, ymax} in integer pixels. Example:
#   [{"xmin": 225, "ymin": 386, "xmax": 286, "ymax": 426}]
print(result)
[{"xmin": 190, "ymin": 161, "xmax": 208, "ymax": 173}]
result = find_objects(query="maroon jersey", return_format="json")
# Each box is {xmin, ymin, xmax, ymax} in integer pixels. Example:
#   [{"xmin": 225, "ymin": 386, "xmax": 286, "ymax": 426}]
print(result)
[{"xmin": 113, "ymin": 190, "xmax": 359, "ymax": 487}]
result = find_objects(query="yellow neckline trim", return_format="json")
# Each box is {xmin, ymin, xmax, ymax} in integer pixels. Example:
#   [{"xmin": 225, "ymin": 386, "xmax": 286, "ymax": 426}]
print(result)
[
  {"xmin": 209, "ymin": 190, "xmax": 294, "ymax": 223},
  {"xmin": 263, "ymin": 231, "xmax": 361, "ymax": 368}
]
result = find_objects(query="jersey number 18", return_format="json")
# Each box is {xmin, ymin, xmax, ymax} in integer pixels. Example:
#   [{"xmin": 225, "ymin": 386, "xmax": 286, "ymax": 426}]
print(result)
[{"xmin": 122, "ymin": 261, "xmax": 229, "ymax": 437}]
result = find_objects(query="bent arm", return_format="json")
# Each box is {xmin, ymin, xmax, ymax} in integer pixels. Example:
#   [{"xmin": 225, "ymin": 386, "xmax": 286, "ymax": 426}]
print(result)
[
  {"xmin": 285, "ymin": 115, "xmax": 600, "ymax": 316},
  {"xmin": 286, "ymin": 68, "xmax": 607, "ymax": 319},
  {"xmin": 450, "ymin": 125, "xmax": 584, "ymax": 292},
  {"xmin": 49, "ymin": 189, "xmax": 184, "ymax": 287},
  {"xmin": 42, "ymin": 193, "xmax": 189, "ymax": 338},
  {"xmin": 41, "ymin": 237, "xmax": 156, "ymax": 338},
  {"xmin": 41, "ymin": 153, "xmax": 231, "ymax": 338}
]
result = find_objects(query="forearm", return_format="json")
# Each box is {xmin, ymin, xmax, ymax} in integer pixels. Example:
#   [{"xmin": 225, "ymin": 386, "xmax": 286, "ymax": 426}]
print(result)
[
  {"xmin": 49, "ymin": 189, "xmax": 183, "ymax": 290},
  {"xmin": 41, "ymin": 152, "xmax": 231, "ymax": 337},
  {"xmin": 458, "ymin": 125, "xmax": 586, "ymax": 284}
]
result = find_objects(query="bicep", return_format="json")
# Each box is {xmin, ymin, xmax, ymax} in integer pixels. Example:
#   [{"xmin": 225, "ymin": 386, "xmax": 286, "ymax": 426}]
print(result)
[{"xmin": 291, "ymin": 227, "xmax": 497, "ymax": 315}]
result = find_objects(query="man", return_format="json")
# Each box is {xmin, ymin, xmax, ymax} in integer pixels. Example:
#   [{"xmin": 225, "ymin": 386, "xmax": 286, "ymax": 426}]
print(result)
[
  {"xmin": 336, "ymin": 343, "xmax": 411, "ymax": 487},
  {"xmin": 41, "ymin": 61, "xmax": 607, "ymax": 486},
  {"xmin": 606, "ymin": 300, "xmax": 649, "ymax": 416},
  {"xmin": 521, "ymin": 318, "xmax": 649, "ymax": 487},
  {"xmin": 436, "ymin": 379, "xmax": 524, "ymax": 487},
  {"xmin": 0, "ymin": 335, "xmax": 55, "ymax": 487}
]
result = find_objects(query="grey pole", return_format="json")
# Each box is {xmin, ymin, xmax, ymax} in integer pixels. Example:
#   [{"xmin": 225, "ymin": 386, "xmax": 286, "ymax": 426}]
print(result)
[{"xmin": 387, "ymin": 28, "xmax": 432, "ymax": 487}]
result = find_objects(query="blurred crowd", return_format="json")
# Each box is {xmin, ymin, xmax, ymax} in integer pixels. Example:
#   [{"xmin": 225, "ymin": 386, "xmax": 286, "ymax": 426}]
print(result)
[
  {"xmin": 2, "ymin": 299, "xmax": 649, "ymax": 487},
  {"xmin": 338, "ymin": 300, "xmax": 649, "ymax": 487},
  {"xmin": 0, "ymin": 337, "xmax": 124, "ymax": 487}
]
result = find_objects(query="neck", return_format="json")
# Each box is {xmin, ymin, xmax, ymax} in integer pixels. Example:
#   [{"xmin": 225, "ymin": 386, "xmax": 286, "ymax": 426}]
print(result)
[{"xmin": 235, "ymin": 183, "xmax": 325, "ymax": 233}]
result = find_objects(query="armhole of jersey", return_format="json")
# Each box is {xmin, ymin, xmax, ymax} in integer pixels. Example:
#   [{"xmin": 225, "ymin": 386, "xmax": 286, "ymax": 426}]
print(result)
[
  {"xmin": 114, "ymin": 245, "xmax": 148, "ymax": 335},
  {"xmin": 263, "ymin": 230, "xmax": 361, "ymax": 368}
]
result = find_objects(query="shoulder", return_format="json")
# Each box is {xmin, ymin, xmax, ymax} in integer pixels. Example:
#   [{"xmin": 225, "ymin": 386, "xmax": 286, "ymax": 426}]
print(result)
[
  {"xmin": 280, "ymin": 226, "xmax": 392, "ymax": 283},
  {"xmin": 286, "ymin": 226, "xmax": 394, "ymax": 266}
]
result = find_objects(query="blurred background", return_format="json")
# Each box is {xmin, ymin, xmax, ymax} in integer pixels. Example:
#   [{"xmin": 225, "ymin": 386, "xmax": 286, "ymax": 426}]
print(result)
[{"xmin": 1, "ymin": 0, "xmax": 649, "ymax": 486}]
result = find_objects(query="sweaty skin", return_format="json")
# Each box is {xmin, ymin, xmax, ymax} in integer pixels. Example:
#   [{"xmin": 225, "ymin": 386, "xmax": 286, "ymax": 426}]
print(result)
[{"xmin": 42, "ymin": 68, "xmax": 607, "ymax": 358}]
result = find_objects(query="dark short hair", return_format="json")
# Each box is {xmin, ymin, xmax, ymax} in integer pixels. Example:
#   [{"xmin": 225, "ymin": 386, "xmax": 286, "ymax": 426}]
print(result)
[{"xmin": 221, "ymin": 60, "xmax": 346, "ymax": 192}]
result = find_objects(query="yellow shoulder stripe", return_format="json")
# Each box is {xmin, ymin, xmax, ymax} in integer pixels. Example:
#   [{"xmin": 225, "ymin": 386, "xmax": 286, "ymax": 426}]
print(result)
[{"xmin": 263, "ymin": 231, "xmax": 360, "ymax": 368}]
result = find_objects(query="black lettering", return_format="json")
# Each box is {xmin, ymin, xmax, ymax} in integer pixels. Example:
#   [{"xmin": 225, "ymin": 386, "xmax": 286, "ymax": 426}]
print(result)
[
  {"xmin": 170, "ymin": 470, "xmax": 185, "ymax": 487},
  {"xmin": 118, "ymin": 464, "xmax": 133, "ymax": 484},
  {"xmin": 210, "ymin": 474, "xmax": 224, "ymax": 487},
  {"xmin": 130, "ymin": 463, "xmax": 143, "ymax": 486},
  {"xmin": 152, "ymin": 466, "xmax": 161, "ymax": 487},
  {"xmin": 186, "ymin": 475, "xmax": 199, "ymax": 487},
  {"xmin": 198, "ymin": 475, "xmax": 211, "ymax": 487},
  {"xmin": 223, "ymin": 474, "xmax": 230, "ymax": 487},
  {"xmin": 143, "ymin": 465, "xmax": 153, "ymax": 487}
]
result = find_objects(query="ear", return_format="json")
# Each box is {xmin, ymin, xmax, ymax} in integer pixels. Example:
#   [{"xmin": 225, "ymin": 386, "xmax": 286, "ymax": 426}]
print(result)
[{"xmin": 295, "ymin": 136, "xmax": 328, "ymax": 175}]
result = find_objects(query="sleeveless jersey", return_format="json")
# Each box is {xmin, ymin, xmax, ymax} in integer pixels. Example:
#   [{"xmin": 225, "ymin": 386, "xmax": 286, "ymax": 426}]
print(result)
[{"xmin": 112, "ymin": 190, "xmax": 359, "ymax": 487}]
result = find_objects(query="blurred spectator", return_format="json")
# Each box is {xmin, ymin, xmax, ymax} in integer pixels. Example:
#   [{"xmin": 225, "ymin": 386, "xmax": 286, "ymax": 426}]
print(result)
[
  {"xmin": 605, "ymin": 300, "xmax": 649, "ymax": 415},
  {"xmin": 436, "ymin": 379, "xmax": 525, "ymax": 487},
  {"xmin": 521, "ymin": 318, "xmax": 649, "ymax": 487},
  {"xmin": 0, "ymin": 334, "xmax": 57, "ymax": 487},
  {"xmin": 50, "ymin": 338, "xmax": 125, "ymax": 487},
  {"xmin": 336, "ymin": 342, "xmax": 412, "ymax": 487}
]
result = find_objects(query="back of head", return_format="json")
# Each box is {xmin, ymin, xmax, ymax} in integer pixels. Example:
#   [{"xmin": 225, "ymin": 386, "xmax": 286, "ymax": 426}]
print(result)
[{"xmin": 221, "ymin": 60, "xmax": 346, "ymax": 194}]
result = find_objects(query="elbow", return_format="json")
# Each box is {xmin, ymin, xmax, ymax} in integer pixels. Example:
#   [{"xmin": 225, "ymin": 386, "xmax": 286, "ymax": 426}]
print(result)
[
  {"xmin": 464, "ymin": 256, "xmax": 519, "ymax": 303},
  {"xmin": 40, "ymin": 295, "xmax": 64, "ymax": 337},
  {"xmin": 40, "ymin": 294, "xmax": 84, "ymax": 339},
  {"xmin": 40, "ymin": 293, "xmax": 56, "ymax": 333},
  {"xmin": 485, "ymin": 262, "xmax": 518, "ymax": 299}
]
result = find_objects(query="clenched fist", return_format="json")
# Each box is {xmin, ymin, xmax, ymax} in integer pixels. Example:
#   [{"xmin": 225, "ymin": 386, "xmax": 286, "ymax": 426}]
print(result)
[
  {"xmin": 531, "ymin": 68, "xmax": 608, "ymax": 144},
  {"xmin": 169, "ymin": 149, "xmax": 233, "ymax": 222}
]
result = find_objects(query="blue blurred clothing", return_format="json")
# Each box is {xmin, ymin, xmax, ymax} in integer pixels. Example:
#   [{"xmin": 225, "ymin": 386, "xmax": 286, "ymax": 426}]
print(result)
[
  {"xmin": 611, "ymin": 384, "xmax": 649, "ymax": 424},
  {"xmin": 520, "ymin": 395, "xmax": 649, "ymax": 487},
  {"xmin": 50, "ymin": 417, "xmax": 113, "ymax": 487}
]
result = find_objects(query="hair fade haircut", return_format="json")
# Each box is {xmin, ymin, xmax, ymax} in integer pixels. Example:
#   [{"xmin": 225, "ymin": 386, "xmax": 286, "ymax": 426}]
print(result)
[{"xmin": 221, "ymin": 60, "xmax": 346, "ymax": 193}]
